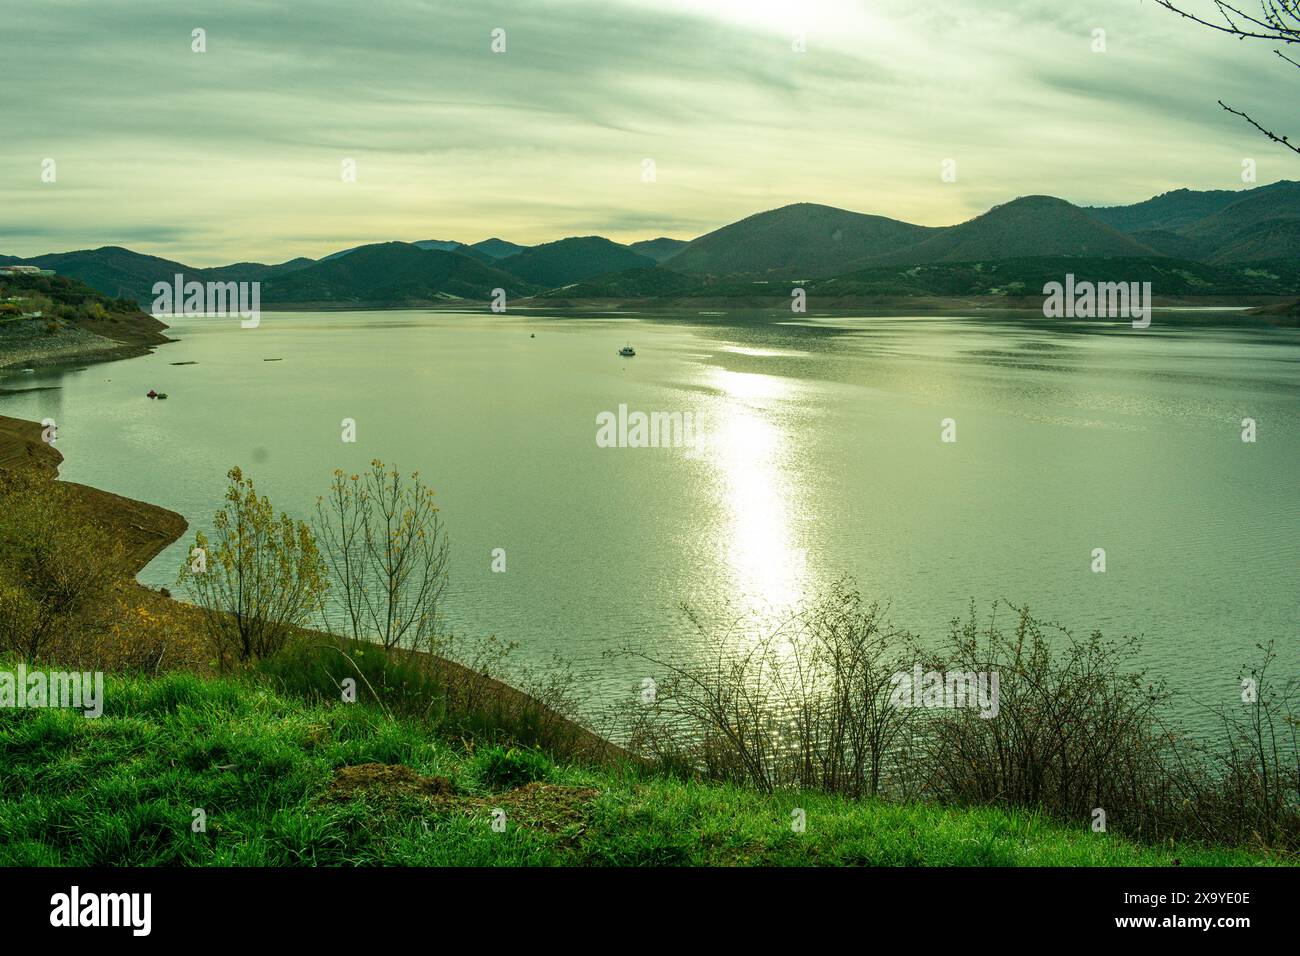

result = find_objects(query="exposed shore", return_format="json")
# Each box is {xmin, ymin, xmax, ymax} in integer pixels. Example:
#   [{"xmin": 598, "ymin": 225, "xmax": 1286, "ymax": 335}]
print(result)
[
  {"xmin": 0, "ymin": 409, "xmax": 623, "ymax": 762},
  {"xmin": 0, "ymin": 415, "xmax": 188, "ymax": 573},
  {"xmin": 0, "ymin": 310, "xmax": 174, "ymax": 372}
]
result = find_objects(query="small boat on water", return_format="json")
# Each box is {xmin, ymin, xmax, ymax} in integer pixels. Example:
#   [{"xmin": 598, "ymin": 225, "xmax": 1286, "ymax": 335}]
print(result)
[
  {"xmin": 146, "ymin": 389, "xmax": 157, "ymax": 399},
  {"xmin": 619, "ymin": 345, "xmax": 636, "ymax": 357}
]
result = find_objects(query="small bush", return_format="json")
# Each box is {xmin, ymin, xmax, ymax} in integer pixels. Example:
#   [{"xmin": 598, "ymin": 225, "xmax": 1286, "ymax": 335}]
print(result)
[{"xmin": 474, "ymin": 745, "xmax": 552, "ymax": 791}]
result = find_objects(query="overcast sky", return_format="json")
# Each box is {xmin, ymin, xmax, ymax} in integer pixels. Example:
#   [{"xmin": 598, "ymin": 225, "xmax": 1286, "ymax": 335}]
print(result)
[{"xmin": 0, "ymin": 0, "xmax": 1292, "ymax": 265}]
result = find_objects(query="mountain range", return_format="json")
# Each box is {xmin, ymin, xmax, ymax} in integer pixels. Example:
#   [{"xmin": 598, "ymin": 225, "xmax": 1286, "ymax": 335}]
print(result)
[{"xmin": 7, "ymin": 180, "xmax": 1298, "ymax": 306}]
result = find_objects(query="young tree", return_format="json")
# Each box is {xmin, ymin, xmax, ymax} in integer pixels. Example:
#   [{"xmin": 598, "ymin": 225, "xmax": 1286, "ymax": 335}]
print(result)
[
  {"xmin": 178, "ymin": 467, "xmax": 327, "ymax": 668},
  {"xmin": 313, "ymin": 460, "xmax": 449, "ymax": 653}
]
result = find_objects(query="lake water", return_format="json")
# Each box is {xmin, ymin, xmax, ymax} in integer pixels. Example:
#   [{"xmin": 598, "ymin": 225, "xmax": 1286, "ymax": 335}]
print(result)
[{"xmin": 3, "ymin": 309, "xmax": 1296, "ymax": 733}]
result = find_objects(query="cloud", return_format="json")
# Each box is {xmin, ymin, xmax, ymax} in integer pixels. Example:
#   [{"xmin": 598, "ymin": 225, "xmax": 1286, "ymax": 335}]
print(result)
[{"xmin": 0, "ymin": 0, "xmax": 1289, "ymax": 264}]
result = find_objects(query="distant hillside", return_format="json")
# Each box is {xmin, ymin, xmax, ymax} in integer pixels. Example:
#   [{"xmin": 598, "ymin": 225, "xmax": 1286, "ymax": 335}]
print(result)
[
  {"xmin": 1201, "ymin": 217, "xmax": 1300, "ymax": 264},
  {"xmin": 498, "ymin": 236, "xmax": 656, "ymax": 287},
  {"xmin": 203, "ymin": 257, "xmax": 317, "ymax": 283},
  {"xmin": 1126, "ymin": 229, "xmax": 1212, "ymax": 260},
  {"xmin": 630, "ymin": 238, "xmax": 688, "ymax": 263},
  {"xmin": 471, "ymin": 238, "xmax": 529, "ymax": 259},
  {"xmin": 11, "ymin": 242, "xmax": 531, "ymax": 307},
  {"xmin": 1085, "ymin": 180, "xmax": 1300, "ymax": 264},
  {"xmin": 1087, "ymin": 188, "xmax": 1246, "ymax": 233},
  {"xmin": 665, "ymin": 203, "xmax": 935, "ymax": 278},
  {"xmin": 537, "ymin": 255, "xmax": 1300, "ymax": 302},
  {"xmin": 16, "ymin": 180, "xmax": 1299, "ymax": 308},
  {"xmin": 811, "ymin": 256, "xmax": 1300, "ymax": 298},
  {"xmin": 321, "ymin": 245, "xmax": 362, "ymax": 261},
  {"xmin": 20, "ymin": 246, "xmax": 319, "ymax": 305},
  {"xmin": 536, "ymin": 267, "xmax": 708, "ymax": 299},
  {"xmin": 439, "ymin": 244, "xmax": 495, "ymax": 266},
  {"xmin": 26, "ymin": 246, "xmax": 196, "ymax": 304},
  {"xmin": 1179, "ymin": 182, "xmax": 1300, "ymax": 262},
  {"xmin": 323, "ymin": 239, "xmax": 462, "ymax": 262},
  {"xmin": 259, "ymin": 242, "xmax": 535, "ymax": 305},
  {"xmin": 871, "ymin": 197, "xmax": 1161, "ymax": 266}
]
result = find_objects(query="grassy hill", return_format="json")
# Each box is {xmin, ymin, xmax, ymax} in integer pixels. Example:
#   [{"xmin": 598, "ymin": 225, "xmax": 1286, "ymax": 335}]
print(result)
[
  {"xmin": 869, "ymin": 196, "xmax": 1160, "ymax": 265},
  {"xmin": 536, "ymin": 266, "xmax": 713, "ymax": 299},
  {"xmin": 1127, "ymin": 228, "xmax": 1212, "ymax": 260},
  {"xmin": 1203, "ymin": 218, "xmax": 1300, "ymax": 265},
  {"xmin": 26, "ymin": 246, "xmax": 195, "ymax": 304},
  {"xmin": 497, "ymin": 236, "xmax": 656, "ymax": 287},
  {"xmin": 213, "ymin": 257, "xmax": 317, "ymax": 282},
  {"xmin": 813, "ymin": 255, "xmax": 1300, "ymax": 298},
  {"xmin": 470, "ymin": 238, "xmax": 529, "ymax": 259},
  {"xmin": 537, "ymin": 256, "xmax": 1300, "ymax": 303},
  {"xmin": 259, "ymin": 243, "xmax": 537, "ymax": 305},
  {"xmin": 1086, "ymin": 187, "xmax": 1247, "ymax": 233},
  {"xmin": 0, "ymin": 667, "xmax": 1272, "ymax": 867},
  {"xmin": 630, "ymin": 237, "xmax": 688, "ymax": 262},
  {"xmin": 665, "ymin": 202, "xmax": 935, "ymax": 278},
  {"xmin": 22, "ymin": 246, "xmax": 315, "ymax": 305},
  {"xmin": 1181, "ymin": 182, "xmax": 1300, "ymax": 263},
  {"xmin": 1088, "ymin": 181, "xmax": 1300, "ymax": 265}
]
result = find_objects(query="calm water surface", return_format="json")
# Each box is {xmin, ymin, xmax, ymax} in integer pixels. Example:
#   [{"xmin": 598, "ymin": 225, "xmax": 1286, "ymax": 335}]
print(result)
[{"xmin": 3, "ymin": 309, "xmax": 1296, "ymax": 732}]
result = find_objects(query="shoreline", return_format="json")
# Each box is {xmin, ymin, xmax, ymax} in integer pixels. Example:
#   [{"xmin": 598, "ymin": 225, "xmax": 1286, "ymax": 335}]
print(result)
[
  {"xmin": 0, "ymin": 409, "xmax": 625, "ymax": 763},
  {"xmin": 0, "ymin": 310, "xmax": 176, "ymax": 372},
  {"xmin": 0, "ymin": 415, "xmax": 188, "ymax": 575},
  {"xmin": 1, "ymin": 339, "xmax": 165, "ymax": 373},
  {"xmin": 252, "ymin": 293, "xmax": 1299, "ymax": 312},
  {"xmin": 191, "ymin": 295, "xmax": 1300, "ymax": 328}
]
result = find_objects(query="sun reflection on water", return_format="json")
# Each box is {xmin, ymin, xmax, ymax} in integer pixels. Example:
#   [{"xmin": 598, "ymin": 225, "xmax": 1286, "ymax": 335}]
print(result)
[{"xmin": 700, "ymin": 367, "xmax": 811, "ymax": 629}]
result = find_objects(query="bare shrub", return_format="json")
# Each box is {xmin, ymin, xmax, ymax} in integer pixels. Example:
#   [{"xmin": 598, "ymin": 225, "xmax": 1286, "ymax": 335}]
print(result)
[
  {"xmin": 1160, "ymin": 642, "xmax": 1300, "ymax": 853},
  {"xmin": 916, "ymin": 602, "xmax": 1179, "ymax": 840},
  {"xmin": 313, "ymin": 461, "xmax": 449, "ymax": 653},
  {"xmin": 620, "ymin": 580, "xmax": 922, "ymax": 796}
]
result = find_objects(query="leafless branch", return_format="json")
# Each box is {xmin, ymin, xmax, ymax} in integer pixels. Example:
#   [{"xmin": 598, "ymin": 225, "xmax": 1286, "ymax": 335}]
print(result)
[
  {"xmin": 1219, "ymin": 99, "xmax": 1300, "ymax": 153},
  {"xmin": 1154, "ymin": 1, "xmax": 1299, "ymax": 153}
]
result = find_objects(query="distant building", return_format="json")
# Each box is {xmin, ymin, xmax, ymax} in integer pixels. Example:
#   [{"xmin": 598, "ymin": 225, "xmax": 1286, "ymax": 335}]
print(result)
[{"xmin": 0, "ymin": 265, "xmax": 55, "ymax": 276}]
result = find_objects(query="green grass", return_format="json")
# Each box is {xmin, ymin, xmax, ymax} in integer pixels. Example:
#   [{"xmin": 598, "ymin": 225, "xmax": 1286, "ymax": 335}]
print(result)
[{"xmin": 0, "ymin": 668, "xmax": 1282, "ymax": 867}]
